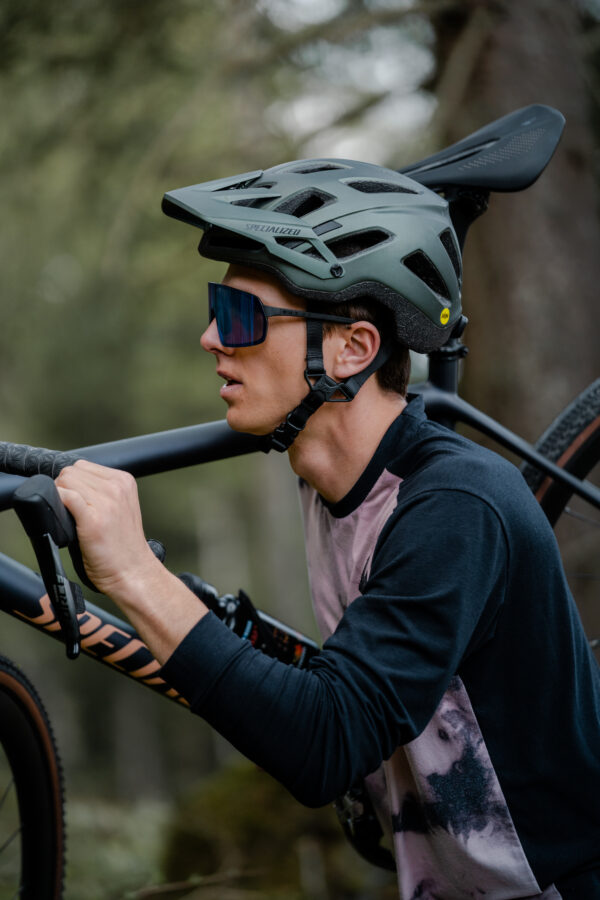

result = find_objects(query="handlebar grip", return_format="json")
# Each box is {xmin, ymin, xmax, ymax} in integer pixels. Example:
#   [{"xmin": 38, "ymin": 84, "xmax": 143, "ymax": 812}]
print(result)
[{"xmin": 0, "ymin": 442, "xmax": 81, "ymax": 478}]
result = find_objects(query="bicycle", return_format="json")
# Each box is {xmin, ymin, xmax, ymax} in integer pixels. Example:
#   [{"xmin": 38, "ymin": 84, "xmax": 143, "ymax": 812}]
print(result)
[{"xmin": 0, "ymin": 102, "xmax": 597, "ymax": 898}]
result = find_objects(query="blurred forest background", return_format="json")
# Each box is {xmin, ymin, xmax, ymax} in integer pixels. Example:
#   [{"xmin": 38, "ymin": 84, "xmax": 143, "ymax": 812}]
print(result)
[{"xmin": 0, "ymin": 0, "xmax": 599, "ymax": 897}]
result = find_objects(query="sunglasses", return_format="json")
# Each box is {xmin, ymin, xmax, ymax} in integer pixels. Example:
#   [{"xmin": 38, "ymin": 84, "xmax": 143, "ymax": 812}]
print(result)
[{"xmin": 208, "ymin": 282, "xmax": 355, "ymax": 348}]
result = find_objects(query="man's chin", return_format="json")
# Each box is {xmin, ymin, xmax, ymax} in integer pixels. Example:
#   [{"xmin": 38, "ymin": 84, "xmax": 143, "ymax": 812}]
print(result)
[{"xmin": 225, "ymin": 409, "xmax": 275, "ymax": 437}]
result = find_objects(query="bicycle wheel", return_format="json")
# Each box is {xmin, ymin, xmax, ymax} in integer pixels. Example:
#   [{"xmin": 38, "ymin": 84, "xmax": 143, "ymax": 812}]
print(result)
[
  {"xmin": 521, "ymin": 378, "xmax": 600, "ymax": 653},
  {"xmin": 0, "ymin": 656, "xmax": 65, "ymax": 899}
]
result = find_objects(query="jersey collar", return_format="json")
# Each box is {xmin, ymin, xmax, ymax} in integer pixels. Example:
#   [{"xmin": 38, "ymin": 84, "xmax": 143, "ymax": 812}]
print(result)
[{"xmin": 318, "ymin": 394, "xmax": 426, "ymax": 518}]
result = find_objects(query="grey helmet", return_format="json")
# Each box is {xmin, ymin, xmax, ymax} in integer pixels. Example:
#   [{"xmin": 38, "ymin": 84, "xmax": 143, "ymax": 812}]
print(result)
[
  {"xmin": 162, "ymin": 158, "xmax": 462, "ymax": 354},
  {"xmin": 162, "ymin": 158, "xmax": 463, "ymax": 450}
]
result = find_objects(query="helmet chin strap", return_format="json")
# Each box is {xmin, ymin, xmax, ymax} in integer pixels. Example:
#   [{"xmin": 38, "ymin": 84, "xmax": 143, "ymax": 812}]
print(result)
[{"xmin": 269, "ymin": 318, "xmax": 391, "ymax": 453}]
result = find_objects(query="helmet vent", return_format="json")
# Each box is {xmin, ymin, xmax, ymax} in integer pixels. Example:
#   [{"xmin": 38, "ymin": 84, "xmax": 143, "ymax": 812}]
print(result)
[
  {"xmin": 275, "ymin": 237, "xmax": 326, "ymax": 261},
  {"xmin": 231, "ymin": 197, "xmax": 272, "ymax": 208},
  {"xmin": 275, "ymin": 236, "xmax": 303, "ymax": 250},
  {"xmin": 230, "ymin": 182, "xmax": 276, "ymax": 209},
  {"xmin": 313, "ymin": 219, "xmax": 342, "ymax": 236},
  {"xmin": 403, "ymin": 251, "xmax": 450, "ymax": 300},
  {"xmin": 326, "ymin": 229, "xmax": 391, "ymax": 260},
  {"xmin": 275, "ymin": 189, "xmax": 335, "ymax": 218},
  {"xmin": 302, "ymin": 246, "xmax": 325, "ymax": 260},
  {"xmin": 291, "ymin": 162, "xmax": 346, "ymax": 174},
  {"xmin": 439, "ymin": 229, "xmax": 461, "ymax": 280},
  {"xmin": 215, "ymin": 177, "xmax": 261, "ymax": 191},
  {"xmin": 345, "ymin": 180, "xmax": 418, "ymax": 194}
]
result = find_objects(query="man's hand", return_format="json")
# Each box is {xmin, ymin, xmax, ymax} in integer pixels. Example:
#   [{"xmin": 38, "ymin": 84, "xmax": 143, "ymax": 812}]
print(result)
[
  {"xmin": 54, "ymin": 460, "xmax": 206, "ymax": 663},
  {"xmin": 55, "ymin": 460, "xmax": 158, "ymax": 599}
]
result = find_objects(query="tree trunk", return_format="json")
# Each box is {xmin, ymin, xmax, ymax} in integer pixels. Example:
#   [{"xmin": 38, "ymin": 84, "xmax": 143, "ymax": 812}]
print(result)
[
  {"xmin": 432, "ymin": 0, "xmax": 600, "ymax": 646},
  {"xmin": 437, "ymin": 0, "xmax": 599, "ymax": 442}
]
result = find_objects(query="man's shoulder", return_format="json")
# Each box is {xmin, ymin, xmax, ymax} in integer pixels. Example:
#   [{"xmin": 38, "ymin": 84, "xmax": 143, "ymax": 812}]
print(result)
[
  {"xmin": 387, "ymin": 416, "xmax": 541, "ymax": 528},
  {"xmin": 299, "ymin": 399, "xmax": 540, "ymax": 531},
  {"xmin": 376, "ymin": 396, "xmax": 523, "ymax": 492}
]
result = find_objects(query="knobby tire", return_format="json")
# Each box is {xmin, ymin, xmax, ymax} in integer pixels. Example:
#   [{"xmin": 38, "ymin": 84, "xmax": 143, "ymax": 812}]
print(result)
[
  {"xmin": 0, "ymin": 655, "xmax": 65, "ymax": 899},
  {"xmin": 522, "ymin": 378, "xmax": 600, "ymax": 651}
]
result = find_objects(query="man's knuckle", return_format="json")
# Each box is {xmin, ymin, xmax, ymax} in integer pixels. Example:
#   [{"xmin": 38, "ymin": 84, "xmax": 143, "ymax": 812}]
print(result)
[
  {"xmin": 56, "ymin": 465, "xmax": 72, "ymax": 484},
  {"xmin": 120, "ymin": 471, "xmax": 137, "ymax": 492}
]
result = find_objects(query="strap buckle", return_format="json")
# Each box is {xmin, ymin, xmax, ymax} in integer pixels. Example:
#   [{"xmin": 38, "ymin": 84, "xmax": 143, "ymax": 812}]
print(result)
[{"xmin": 270, "ymin": 406, "xmax": 313, "ymax": 453}]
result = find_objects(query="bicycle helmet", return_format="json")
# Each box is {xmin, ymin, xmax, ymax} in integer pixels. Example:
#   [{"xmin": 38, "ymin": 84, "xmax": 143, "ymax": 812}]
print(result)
[{"xmin": 162, "ymin": 158, "xmax": 462, "ymax": 450}]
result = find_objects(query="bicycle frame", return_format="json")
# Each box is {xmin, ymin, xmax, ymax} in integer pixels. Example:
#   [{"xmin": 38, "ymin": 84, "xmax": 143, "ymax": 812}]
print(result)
[{"xmin": 0, "ymin": 338, "xmax": 598, "ymax": 705}]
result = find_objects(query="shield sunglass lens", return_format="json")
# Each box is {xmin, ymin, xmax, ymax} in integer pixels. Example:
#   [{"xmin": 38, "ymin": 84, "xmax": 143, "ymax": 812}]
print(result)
[{"xmin": 208, "ymin": 283, "xmax": 266, "ymax": 347}]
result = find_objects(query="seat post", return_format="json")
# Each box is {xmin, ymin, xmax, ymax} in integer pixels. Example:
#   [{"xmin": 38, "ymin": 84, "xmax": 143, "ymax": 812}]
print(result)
[{"xmin": 427, "ymin": 337, "xmax": 468, "ymax": 395}]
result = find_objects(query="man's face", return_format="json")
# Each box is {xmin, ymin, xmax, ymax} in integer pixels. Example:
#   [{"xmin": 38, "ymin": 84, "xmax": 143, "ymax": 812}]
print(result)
[{"xmin": 200, "ymin": 266, "xmax": 310, "ymax": 435}]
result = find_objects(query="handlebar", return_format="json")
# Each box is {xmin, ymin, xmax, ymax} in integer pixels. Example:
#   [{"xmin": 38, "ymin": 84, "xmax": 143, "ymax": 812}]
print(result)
[
  {"xmin": 0, "ymin": 423, "xmax": 266, "ymax": 659},
  {"xmin": 0, "ymin": 420, "xmax": 268, "ymax": 513},
  {"xmin": 0, "ymin": 442, "xmax": 82, "ymax": 479}
]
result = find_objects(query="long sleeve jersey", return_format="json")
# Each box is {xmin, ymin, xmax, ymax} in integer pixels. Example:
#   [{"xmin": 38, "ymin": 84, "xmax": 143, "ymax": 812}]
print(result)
[{"xmin": 162, "ymin": 396, "xmax": 600, "ymax": 899}]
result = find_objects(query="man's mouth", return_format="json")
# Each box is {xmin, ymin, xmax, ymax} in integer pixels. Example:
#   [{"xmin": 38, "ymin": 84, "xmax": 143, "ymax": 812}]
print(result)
[
  {"xmin": 218, "ymin": 370, "xmax": 243, "ymax": 398},
  {"xmin": 217, "ymin": 369, "xmax": 242, "ymax": 386}
]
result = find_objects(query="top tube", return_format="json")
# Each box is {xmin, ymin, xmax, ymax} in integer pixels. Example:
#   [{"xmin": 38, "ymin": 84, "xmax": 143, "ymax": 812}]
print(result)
[{"xmin": 0, "ymin": 420, "xmax": 266, "ymax": 511}]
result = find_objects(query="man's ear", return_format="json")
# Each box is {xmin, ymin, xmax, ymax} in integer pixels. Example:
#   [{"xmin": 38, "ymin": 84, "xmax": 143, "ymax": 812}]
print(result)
[{"xmin": 325, "ymin": 321, "xmax": 381, "ymax": 380}]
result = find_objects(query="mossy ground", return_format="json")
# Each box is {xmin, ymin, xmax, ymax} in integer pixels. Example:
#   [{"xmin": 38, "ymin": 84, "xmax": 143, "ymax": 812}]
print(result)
[{"xmin": 63, "ymin": 764, "xmax": 397, "ymax": 899}]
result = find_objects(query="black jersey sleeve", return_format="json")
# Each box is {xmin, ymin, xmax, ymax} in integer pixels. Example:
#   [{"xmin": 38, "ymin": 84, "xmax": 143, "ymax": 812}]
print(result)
[{"xmin": 161, "ymin": 489, "xmax": 508, "ymax": 806}]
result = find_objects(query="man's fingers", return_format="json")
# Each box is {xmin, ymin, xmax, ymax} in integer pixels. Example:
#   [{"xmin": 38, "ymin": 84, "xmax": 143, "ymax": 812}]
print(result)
[
  {"xmin": 70, "ymin": 459, "xmax": 123, "ymax": 481},
  {"xmin": 55, "ymin": 484, "xmax": 92, "ymax": 520},
  {"xmin": 57, "ymin": 459, "xmax": 115, "ymax": 487},
  {"xmin": 57, "ymin": 460, "xmax": 137, "ymax": 500}
]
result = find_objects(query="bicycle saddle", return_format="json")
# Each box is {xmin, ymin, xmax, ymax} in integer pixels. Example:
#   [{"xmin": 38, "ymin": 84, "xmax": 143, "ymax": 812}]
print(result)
[{"xmin": 399, "ymin": 104, "xmax": 565, "ymax": 193}]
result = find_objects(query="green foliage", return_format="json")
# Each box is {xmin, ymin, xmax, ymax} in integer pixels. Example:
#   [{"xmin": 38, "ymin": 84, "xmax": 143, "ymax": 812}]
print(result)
[
  {"xmin": 64, "ymin": 798, "xmax": 170, "ymax": 900},
  {"xmin": 0, "ymin": 2, "xmax": 304, "ymax": 447}
]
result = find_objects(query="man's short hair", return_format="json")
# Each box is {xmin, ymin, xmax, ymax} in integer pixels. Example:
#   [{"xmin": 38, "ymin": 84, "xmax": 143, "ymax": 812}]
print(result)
[{"xmin": 320, "ymin": 299, "xmax": 411, "ymax": 397}]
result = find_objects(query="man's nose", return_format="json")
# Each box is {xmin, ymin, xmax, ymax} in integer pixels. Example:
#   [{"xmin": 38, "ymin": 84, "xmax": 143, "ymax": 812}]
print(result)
[{"xmin": 200, "ymin": 318, "xmax": 229, "ymax": 354}]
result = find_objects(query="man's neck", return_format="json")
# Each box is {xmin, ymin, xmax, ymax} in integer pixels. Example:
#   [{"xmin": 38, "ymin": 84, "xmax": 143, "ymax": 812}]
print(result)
[{"xmin": 287, "ymin": 386, "xmax": 406, "ymax": 503}]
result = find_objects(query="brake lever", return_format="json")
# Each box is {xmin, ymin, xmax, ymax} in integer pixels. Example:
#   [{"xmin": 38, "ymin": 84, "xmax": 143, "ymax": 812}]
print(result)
[
  {"xmin": 13, "ymin": 474, "xmax": 84, "ymax": 659},
  {"xmin": 11, "ymin": 473, "xmax": 97, "ymax": 589},
  {"xmin": 12, "ymin": 474, "xmax": 168, "ymax": 660}
]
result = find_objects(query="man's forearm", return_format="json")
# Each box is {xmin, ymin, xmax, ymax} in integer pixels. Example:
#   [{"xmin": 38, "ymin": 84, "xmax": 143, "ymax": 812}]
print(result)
[{"xmin": 107, "ymin": 558, "xmax": 208, "ymax": 665}]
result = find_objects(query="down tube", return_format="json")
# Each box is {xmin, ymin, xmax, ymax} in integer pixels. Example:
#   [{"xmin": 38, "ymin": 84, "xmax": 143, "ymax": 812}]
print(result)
[{"xmin": 0, "ymin": 552, "xmax": 189, "ymax": 707}]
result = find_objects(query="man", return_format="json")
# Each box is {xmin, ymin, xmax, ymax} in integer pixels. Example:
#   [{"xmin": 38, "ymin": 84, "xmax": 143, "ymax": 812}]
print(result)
[{"xmin": 56, "ymin": 159, "xmax": 599, "ymax": 898}]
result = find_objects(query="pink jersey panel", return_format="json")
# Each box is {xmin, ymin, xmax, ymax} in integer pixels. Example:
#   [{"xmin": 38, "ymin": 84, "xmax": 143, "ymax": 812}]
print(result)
[{"xmin": 299, "ymin": 472, "xmax": 558, "ymax": 899}]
